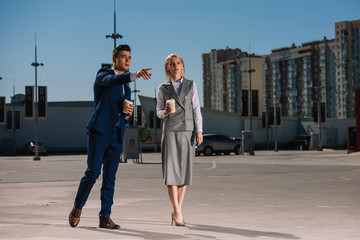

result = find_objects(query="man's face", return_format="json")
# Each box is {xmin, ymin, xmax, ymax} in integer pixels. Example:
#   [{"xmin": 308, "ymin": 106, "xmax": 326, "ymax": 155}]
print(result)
[{"xmin": 113, "ymin": 50, "xmax": 131, "ymax": 73}]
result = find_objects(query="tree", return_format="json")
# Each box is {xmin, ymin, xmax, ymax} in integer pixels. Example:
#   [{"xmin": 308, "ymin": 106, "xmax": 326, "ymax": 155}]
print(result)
[{"xmin": 139, "ymin": 123, "xmax": 152, "ymax": 142}]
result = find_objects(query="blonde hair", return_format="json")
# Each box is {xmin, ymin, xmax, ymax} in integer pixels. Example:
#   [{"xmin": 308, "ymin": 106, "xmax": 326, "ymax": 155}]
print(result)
[{"xmin": 164, "ymin": 53, "xmax": 185, "ymax": 80}]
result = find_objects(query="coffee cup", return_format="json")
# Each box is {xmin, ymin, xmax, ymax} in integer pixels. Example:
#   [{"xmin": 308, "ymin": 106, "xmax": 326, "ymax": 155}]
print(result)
[
  {"xmin": 123, "ymin": 99, "xmax": 133, "ymax": 114},
  {"xmin": 166, "ymin": 99, "xmax": 176, "ymax": 113}
]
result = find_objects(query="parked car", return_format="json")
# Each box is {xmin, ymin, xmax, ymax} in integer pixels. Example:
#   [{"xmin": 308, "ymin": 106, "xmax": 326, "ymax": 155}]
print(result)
[
  {"xmin": 287, "ymin": 135, "xmax": 311, "ymax": 150},
  {"xmin": 23, "ymin": 141, "xmax": 47, "ymax": 155},
  {"xmin": 196, "ymin": 134, "xmax": 241, "ymax": 156}
]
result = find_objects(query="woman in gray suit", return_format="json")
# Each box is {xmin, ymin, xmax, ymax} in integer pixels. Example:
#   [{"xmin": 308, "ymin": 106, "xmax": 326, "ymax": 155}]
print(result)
[{"xmin": 156, "ymin": 53, "xmax": 203, "ymax": 226}]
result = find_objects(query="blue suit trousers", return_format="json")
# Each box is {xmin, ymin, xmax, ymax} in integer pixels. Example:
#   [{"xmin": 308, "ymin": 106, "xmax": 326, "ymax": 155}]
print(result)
[{"xmin": 74, "ymin": 127, "xmax": 122, "ymax": 217}]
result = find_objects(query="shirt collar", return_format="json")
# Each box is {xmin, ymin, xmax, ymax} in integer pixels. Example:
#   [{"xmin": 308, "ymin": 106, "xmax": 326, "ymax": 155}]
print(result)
[
  {"xmin": 112, "ymin": 68, "xmax": 120, "ymax": 75},
  {"xmin": 171, "ymin": 77, "xmax": 183, "ymax": 84}
]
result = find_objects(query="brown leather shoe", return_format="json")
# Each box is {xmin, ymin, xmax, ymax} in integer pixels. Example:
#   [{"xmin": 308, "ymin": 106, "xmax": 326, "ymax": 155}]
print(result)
[
  {"xmin": 69, "ymin": 206, "xmax": 82, "ymax": 227},
  {"xmin": 99, "ymin": 216, "xmax": 120, "ymax": 229}
]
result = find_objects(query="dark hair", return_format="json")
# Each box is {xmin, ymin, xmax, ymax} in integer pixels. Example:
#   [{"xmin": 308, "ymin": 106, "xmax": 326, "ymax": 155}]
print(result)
[{"xmin": 113, "ymin": 45, "xmax": 131, "ymax": 59}]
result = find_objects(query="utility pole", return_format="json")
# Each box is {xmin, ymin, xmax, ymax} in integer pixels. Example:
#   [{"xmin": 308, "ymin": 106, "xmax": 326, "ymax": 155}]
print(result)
[
  {"xmin": 12, "ymin": 79, "xmax": 16, "ymax": 155},
  {"xmin": 154, "ymin": 84, "xmax": 157, "ymax": 152},
  {"xmin": 244, "ymin": 54, "xmax": 255, "ymax": 131},
  {"xmin": 31, "ymin": 34, "xmax": 44, "ymax": 161},
  {"xmin": 318, "ymin": 102, "xmax": 322, "ymax": 151},
  {"xmin": 105, "ymin": 0, "xmax": 123, "ymax": 49},
  {"xmin": 314, "ymin": 86, "xmax": 324, "ymax": 151},
  {"xmin": 273, "ymin": 90, "xmax": 278, "ymax": 152},
  {"xmin": 266, "ymin": 110, "xmax": 269, "ymax": 150},
  {"xmin": 132, "ymin": 80, "xmax": 140, "ymax": 124}
]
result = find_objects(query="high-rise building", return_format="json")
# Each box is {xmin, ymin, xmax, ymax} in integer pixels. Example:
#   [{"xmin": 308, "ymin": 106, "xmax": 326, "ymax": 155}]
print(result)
[
  {"xmin": 202, "ymin": 48, "xmax": 263, "ymax": 116},
  {"xmin": 319, "ymin": 39, "xmax": 337, "ymax": 118},
  {"xmin": 203, "ymin": 19, "xmax": 360, "ymax": 120},
  {"xmin": 202, "ymin": 48, "xmax": 244, "ymax": 112},
  {"xmin": 262, "ymin": 39, "xmax": 336, "ymax": 119},
  {"xmin": 261, "ymin": 19, "xmax": 360, "ymax": 120},
  {"xmin": 334, "ymin": 20, "xmax": 360, "ymax": 119}
]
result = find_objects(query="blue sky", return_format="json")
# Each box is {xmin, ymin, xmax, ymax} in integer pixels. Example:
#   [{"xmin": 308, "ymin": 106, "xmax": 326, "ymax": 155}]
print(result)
[{"xmin": 0, "ymin": 0, "xmax": 359, "ymax": 106}]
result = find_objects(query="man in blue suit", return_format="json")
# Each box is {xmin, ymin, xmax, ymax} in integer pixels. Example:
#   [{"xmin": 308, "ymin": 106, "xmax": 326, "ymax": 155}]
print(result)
[{"xmin": 69, "ymin": 45, "xmax": 151, "ymax": 229}]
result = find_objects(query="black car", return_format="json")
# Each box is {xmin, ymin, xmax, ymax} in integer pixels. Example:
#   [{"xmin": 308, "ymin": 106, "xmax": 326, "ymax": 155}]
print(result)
[
  {"xmin": 196, "ymin": 134, "xmax": 241, "ymax": 156},
  {"xmin": 287, "ymin": 135, "xmax": 311, "ymax": 150}
]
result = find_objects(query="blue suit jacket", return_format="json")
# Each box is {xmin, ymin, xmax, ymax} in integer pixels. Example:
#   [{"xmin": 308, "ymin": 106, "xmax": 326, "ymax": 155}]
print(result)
[{"xmin": 86, "ymin": 68, "xmax": 132, "ymax": 142}]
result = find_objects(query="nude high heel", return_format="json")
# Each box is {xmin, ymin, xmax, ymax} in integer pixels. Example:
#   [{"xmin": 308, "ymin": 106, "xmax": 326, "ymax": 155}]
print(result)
[
  {"xmin": 171, "ymin": 213, "xmax": 186, "ymax": 226},
  {"xmin": 171, "ymin": 211, "xmax": 186, "ymax": 224}
]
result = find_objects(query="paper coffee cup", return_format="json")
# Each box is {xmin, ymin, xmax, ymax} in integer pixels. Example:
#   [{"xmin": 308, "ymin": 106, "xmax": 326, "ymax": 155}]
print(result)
[
  {"xmin": 166, "ymin": 99, "xmax": 176, "ymax": 113},
  {"xmin": 123, "ymin": 99, "xmax": 133, "ymax": 113}
]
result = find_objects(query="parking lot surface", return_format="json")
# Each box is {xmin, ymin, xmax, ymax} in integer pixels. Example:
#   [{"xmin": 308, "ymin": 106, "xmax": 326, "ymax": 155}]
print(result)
[{"xmin": 0, "ymin": 149, "xmax": 359, "ymax": 240}]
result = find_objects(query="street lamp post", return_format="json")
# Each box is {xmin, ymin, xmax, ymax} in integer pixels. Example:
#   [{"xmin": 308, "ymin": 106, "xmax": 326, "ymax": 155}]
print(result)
[
  {"xmin": 31, "ymin": 38, "xmax": 44, "ymax": 161},
  {"xmin": 318, "ymin": 102, "xmax": 323, "ymax": 151},
  {"xmin": 244, "ymin": 55, "xmax": 255, "ymax": 131},
  {"xmin": 132, "ymin": 80, "xmax": 140, "ymax": 124},
  {"xmin": 153, "ymin": 84, "xmax": 157, "ymax": 152},
  {"xmin": 314, "ymin": 86, "xmax": 323, "ymax": 151},
  {"xmin": 105, "ymin": 0, "xmax": 123, "ymax": 49},
  {"xmin": 273, "ymin": 90, "xmax": 279, "ymax": 152},
  {"xmin": 11, "ymin": 80, "xmax": 16, "ymax": 155},
  {"xmin": 266, "ymin": 110, "xmax": 269, "ymax": 150}
]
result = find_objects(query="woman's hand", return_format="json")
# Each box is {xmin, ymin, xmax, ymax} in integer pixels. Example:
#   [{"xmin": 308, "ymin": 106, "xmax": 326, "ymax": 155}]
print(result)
[
  {"xmin": 196, "ymin": 132, "xmax": 203, "ymax": 146},
  {"xmin": 164, "ymin": 104, "xmax": 172, "ymax": 116}
]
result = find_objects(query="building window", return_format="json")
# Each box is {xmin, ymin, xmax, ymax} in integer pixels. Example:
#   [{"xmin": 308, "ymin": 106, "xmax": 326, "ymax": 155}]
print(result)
[
  {"xmin": 15, "ymin": 111, "xmax": 20, "ymax": 129},
  {"xmin": 6, "ymin": 111, "xmax": 12, "ymax": 130},
  {"xmin": 6, "ymin": 110, "xmax": 21, "ymax": 130},
  {"xmin": 252, "ymin": 90, "xmax": 259, "ymax": 117}
]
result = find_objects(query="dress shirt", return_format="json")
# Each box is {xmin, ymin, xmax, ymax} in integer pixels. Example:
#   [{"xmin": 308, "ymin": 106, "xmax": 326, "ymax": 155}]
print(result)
[{"xmin": 112, "ymin": 68, "xmax": 136, "ymax": 94}]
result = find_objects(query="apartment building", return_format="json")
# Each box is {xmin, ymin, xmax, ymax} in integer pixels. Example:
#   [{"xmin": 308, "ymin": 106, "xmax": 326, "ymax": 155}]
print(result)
[
  {"xmin": 261, "ymin": 19, "xmax": 359, "ymax": 120},
  {"xmin": 262, "ymin": 38, "xmax": 336, "ymax": 119},
  {"xmin": 202, "ymin": 48, "xmax": 263, "ymax": 116},
  {"xmin": 334, "ymin": 20, "xmax": 360, "ymax": 119},
  {"xmin": 203, "ymin": 19, "xmax": 359, "ymax": 120},
  {"xmin": 202, "ymin": 48, "xmax": 243, "ymax": 111}
]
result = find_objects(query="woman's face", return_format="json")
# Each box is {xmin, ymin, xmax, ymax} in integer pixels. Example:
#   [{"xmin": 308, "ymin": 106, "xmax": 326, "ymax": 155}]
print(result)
[{"xmin": 167, "ymin": 57, "xmax": 183, "ymax": 77}]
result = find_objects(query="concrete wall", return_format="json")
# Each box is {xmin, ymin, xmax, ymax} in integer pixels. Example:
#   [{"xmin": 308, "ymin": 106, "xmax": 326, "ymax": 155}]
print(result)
[
  {"xmin": 201, "ymin": 108, "xmax": 242, "ymax": 137},
  {"xmin": 138, "ymin": 95, "xmax": 355, "ymax": 149},
  {"xmin": 1, "ymin": 102, "xmax": 93, "ymax": 154},
  {"xmin": 0, "ymin": 98, "xmax": 356, "ymax": 154}
]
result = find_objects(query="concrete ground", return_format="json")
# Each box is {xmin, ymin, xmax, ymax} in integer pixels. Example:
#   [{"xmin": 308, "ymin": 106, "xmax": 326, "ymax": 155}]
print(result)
[{"xmin": 0, "ymin": 149, "xmax": 359, "ymax": 240}]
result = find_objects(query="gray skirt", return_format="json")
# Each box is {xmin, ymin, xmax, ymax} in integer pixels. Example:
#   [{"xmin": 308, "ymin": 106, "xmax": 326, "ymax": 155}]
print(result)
[{"xmin": 161, "ymin": 131, "xmax": 195, "ymax": 186}]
